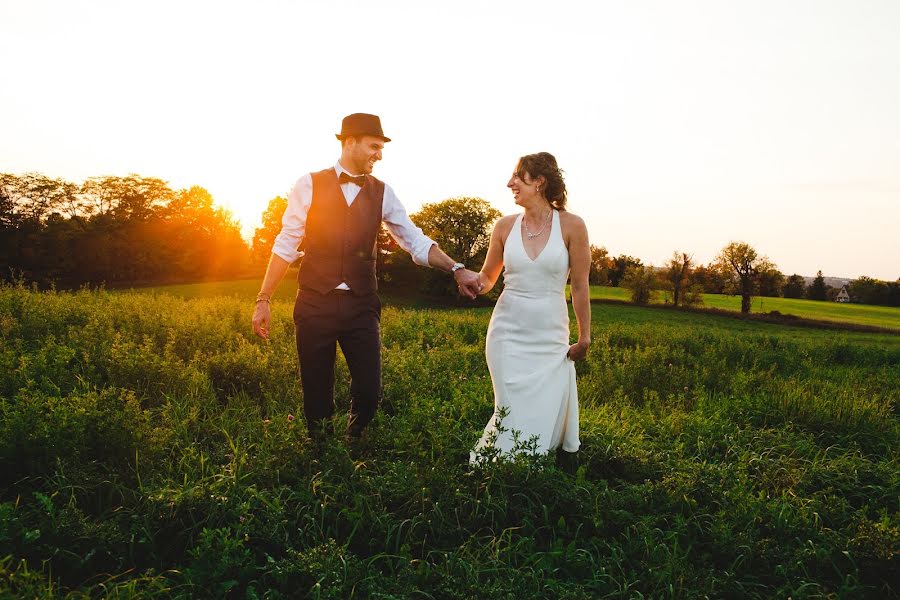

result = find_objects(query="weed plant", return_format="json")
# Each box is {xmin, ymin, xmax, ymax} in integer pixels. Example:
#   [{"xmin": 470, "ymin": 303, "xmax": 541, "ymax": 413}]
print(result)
[{"xmin": 0, "ymin": 283, "xmax": 897, "ymax": 598}]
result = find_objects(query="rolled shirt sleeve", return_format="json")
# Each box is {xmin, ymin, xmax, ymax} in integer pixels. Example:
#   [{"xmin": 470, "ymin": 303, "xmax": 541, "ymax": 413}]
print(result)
[
  {"xmin": 271, "ymin": 174, "xmax": 312, "ymax": 264},
  {"xmin": 270, "ymin": 169, "xmax": 435, "ymax": 268},
  {"xmin": 381, "ymin": 183, "xmax": 435, "ymax": 267}
]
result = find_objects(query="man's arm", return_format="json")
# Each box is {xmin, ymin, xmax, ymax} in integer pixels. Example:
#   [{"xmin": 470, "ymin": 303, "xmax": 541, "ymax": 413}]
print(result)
[
  {"xmin": 426, "ymin": 244, "xmax": 482, "ymax": 299},
  {"xmin": 252, "ymin": 254, "xmax": 291, "ymax": 340},
  {"xmin": 251, "ymin": 175, "xmax": 311, "ymax": 340},
  {"xmin": 381, "ymin": 184, "xmax": 481, "ymax": 299}
]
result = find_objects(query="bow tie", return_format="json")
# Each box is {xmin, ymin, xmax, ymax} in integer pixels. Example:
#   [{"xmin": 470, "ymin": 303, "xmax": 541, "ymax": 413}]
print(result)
[{"xmin": 339, "ymin": 172, "xmax": 366, "ymax": 187}]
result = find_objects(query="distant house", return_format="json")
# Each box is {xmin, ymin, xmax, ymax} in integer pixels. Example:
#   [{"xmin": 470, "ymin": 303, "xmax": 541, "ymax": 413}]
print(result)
[{"xmin": 836, "ymin": 285, "xmax": 850, "ymax": 303}]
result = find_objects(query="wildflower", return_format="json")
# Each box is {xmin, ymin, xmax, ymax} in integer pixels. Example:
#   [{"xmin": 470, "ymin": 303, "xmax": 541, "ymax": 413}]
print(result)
[
  {"xmin": 287, "ymin": 414, "xmax": 295, "ymax": 422},
  {"xmin": 263, "ymin": 419, "xmax": 271, "ymax": 425}
]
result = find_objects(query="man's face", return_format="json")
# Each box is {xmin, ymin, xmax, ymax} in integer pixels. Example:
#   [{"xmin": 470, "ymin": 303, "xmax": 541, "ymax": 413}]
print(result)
[{"xmin": 347, "ymin": 136, "xmax": 385, "ymax": 174}]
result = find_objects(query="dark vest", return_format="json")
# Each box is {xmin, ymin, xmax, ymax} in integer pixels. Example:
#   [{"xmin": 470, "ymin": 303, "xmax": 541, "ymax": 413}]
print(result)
[{"xmin": 297, "ymin": 168, "xmax": 385, "ymax": 295}]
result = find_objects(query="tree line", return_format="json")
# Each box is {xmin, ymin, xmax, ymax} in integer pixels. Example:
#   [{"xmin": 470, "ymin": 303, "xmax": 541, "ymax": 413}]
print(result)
[
  {"xmin": 1, "ymin": 173, "xmax": 249, "ymax": 287},
  {"xmin": 589, "ymin": 243, "xmax": 899, "ymax": 311},
  {"xmin": 4, "ymin": 172, "xmax": 897, "ymax": 309}
]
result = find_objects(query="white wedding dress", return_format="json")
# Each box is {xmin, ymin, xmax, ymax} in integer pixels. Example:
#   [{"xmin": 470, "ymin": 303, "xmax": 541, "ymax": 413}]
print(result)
[{"xmin": 471, "ymin": 210, "xmax": 580, "ymax": 462}]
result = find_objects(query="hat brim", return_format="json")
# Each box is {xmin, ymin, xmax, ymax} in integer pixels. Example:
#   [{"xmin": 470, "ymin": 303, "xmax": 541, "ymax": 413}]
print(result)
[{"xmin": 335, "ymin": 133, "xmax": 391, "ymax": 143}]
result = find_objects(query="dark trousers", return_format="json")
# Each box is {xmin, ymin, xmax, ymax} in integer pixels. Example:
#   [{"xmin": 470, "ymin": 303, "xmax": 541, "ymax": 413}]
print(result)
[{"xmin": 293, "ymin": 288, "xmax": 382, "ymax": 438}]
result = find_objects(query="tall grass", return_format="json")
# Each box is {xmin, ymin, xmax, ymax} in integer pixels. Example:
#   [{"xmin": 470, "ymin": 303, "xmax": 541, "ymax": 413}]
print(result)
[{"xmin": 1, "ymin": 283, "xmax": 897, "ymax": 598}]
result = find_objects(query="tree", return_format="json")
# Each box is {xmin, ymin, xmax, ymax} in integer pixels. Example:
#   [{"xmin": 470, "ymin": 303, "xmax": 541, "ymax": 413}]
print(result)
[
  {"xmin": 251, "ymin": 196, "xmax": 288, "ymax": 265},
  {"xmin": 161, "ymin": 186, "xmax": 248, "ymax": 280},
  {"xmin": 756, "ymin": 266, "xmax": 785, "ymax": 297},
  {"xmin": 692, "ymin": 263, "xmax": 728, "ymax": 294},
  {"xmin": 81, "ymin": 174, "xmax": 173, "ymax": 221},
  {"xmin": 621, "ymin": 264, "xmax": 655, "ymax": 305},
  {"xmin": 0, "ymin": 173, "xmax": 21, "ymax": 228},
  {"xmin": 0, "ymin": 172, "xmax": 70, "ymax": 224},
  {"xmin": 411, "ymin": 197, "xmax": 501, "ymax": 266},
  {"xmin": 715, "ymin": 241, "xmax": 773, "ymax": 313},
  {"xmin": 376, "ymin": 224, "xmax": 419, "ymax": 287},
  {"xmin": 165, "ymin": 185, "xmax": 215, "ymax": 224},
  {"xmin": 684, "ymin": 283, "xmax": 705, "ymax": 306},
  {"xmin": 410, "ymin": 196, "xmax": 501, "ymax": 297},
  {"xmin": 664, "ymin": 251, "xmax": 692, "ymax": 306},
  {"xmin": 783, "ymin": 274, "xmax": 806, "ymax": 299},
  {"xmin": 807, "ymin": 270, "xmax": 827, "ymax": 301},
  {"xmin": 589, "ymin": 245, "xmax": 612, "ymax": 285},
  {"xmin": 847, "ymin": 276, "xmax": 899, "ymax": 306},
  {"xmin": 609, "ymin": 254, "xmax": 642, "ymax": 287}
]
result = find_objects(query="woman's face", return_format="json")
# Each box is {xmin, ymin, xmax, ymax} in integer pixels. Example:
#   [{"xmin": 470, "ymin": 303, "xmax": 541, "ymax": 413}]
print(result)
[{"xmin": 507, "ymin": 168, "xmax": 543, "ymax": 207}]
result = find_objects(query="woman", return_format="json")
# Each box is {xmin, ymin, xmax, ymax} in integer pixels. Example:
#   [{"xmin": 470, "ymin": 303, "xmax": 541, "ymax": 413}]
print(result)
[{"xmin": 469, "ymin": 152, "xmax": 591, "ymax": 462}]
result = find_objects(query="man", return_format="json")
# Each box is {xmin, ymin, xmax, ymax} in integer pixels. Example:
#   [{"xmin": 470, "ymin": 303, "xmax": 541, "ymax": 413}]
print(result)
[{"xmin": 252, "ymin": 113, "xmax": 482, "ymax": 440}]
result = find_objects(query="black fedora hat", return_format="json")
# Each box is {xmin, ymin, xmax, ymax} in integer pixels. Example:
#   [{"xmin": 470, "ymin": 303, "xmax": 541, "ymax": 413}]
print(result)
[{"xmin": 335, "ymin": 113, "xmax": 391, "ymax": 142}]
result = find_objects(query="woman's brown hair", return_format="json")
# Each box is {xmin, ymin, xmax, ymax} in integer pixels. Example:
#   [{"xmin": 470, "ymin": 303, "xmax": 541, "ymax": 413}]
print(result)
[{"xmin": 515, "ymin": 152, "xmax": 567, "ymax": 210}]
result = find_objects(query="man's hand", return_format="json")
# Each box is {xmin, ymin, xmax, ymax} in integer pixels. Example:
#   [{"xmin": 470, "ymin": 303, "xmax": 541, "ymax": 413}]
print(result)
[
  {"xmin": 252, "ymin": 301, "xmax": 272, "ymax": 340},
  {"xmin": 454, "ymin": 268, "xmax": 482, "ymax": 299}
]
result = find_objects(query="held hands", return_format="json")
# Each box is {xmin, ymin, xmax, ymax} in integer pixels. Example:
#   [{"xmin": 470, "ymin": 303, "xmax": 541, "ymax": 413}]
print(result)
[
  {"xmin": 252, "ymin": 301, "xmax": 272, "ymax": 340},
  {"xmin": 567, "ymin": 338, "xmax": 590, "ymax": 361},
  {"xmin": 454, "ymin": 268, "xmax": 483, "ymax": 299}
]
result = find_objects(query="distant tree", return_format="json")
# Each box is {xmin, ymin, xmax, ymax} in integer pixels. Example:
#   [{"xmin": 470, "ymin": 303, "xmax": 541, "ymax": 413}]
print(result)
[
  {"xmin": 609, "ymin": 254, "xmax": 642, "ymax": 287},
  {"xmin": 411, "ymin": 197, "xmax": 501, "ymax": 266},
  {"xmin": 848, "ymin": 276, "xmax": 899, "ymax": 307},
  {"xmin": 756, "ymin": 266, "xmax": 785, "ymax": 297},
  {"xmin": 411, "ymin": 197, "xmax": 501, "ymax": 297},
  {"xmin": 664, "ymin": 251, "xmax": 692, "ymax": 306},
  {"xmin": 80, "ymin": 174, "xmax": 173, "ymax": 221},
  {"xmin": 160, "ymin": 186, "xmax": 248, "ymax": 280},
  {"xmin": 621, "ymin": 264, "xmax": 655, "ymax": 305},
  {"xmin": 0, "ymin": 172, "xmax": 70, "ymax": 224},
  {"xmin": 0, "ymin": 173, "xmax": 21, "ymax": 228},
  {"xmin": 2, "ymin": 171, "xmax": 251, "ymax": 287},
  {"xmin": 692, "ymin": 263, "xmax": 728, "ymax": 294},
  {"xmin": 165, "ymin": 185, "xmax": 214, "ymax": 224},
  {"xmin": 807, "ymin": 270, "xmax": 827, "ymax": 301},
  {"xmin": 589, "ymin": 245, "xmax": 612, "ymax": 285},
  {"xmin": 376, "ymin": 224, "xmax": 419, "ymax": 288},
  {"xmin": 684, "ymin": 283, "xmax": 705, "ymax": 306},
  {"xmin": 251, "ymin": 196, "xmax": 288, "ymax": 265},
  {"xmin": 716, "ymin": 241, "xmax": 774, "ymax": 313},
  {"xmin": 783, "ymin": 274, "xmax": 806, "ymax": 299},
  {"xmin": 81, "ymin": 176, "xmax": 118, "ymax": 217}
]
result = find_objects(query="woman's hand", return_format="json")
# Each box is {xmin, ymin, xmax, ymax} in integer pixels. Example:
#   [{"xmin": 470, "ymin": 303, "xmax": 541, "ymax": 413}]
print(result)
[{"xmin": 567, "ymin": 339, "xmax": 590, "ymax": 361}]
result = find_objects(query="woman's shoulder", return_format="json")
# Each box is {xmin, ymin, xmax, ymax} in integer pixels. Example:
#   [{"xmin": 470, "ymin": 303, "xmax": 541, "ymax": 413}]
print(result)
[
  {"xmin": 557, "ymin": 210, "xmax": 586, "ymax": 231},
  {"xmin": 494, "ymin": 213, "xmax": 519, "ymax": 233}
]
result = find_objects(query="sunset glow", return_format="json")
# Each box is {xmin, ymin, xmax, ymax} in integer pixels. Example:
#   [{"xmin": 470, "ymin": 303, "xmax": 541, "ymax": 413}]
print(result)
[{"xmin": 2, "ymin": 0, "xmax": 898, "ymax": 279}]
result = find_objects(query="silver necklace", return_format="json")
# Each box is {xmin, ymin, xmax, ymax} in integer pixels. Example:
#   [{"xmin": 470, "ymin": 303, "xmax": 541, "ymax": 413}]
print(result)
[{"xmin": 524, "ymin": 210, "xmax": 552, "ymax": 240}]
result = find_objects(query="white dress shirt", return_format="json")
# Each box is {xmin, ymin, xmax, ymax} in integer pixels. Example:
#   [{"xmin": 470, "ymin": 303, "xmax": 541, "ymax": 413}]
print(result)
[{"xmin": 272, "ymin": 162, "xmax": 436, "ymax": 289}]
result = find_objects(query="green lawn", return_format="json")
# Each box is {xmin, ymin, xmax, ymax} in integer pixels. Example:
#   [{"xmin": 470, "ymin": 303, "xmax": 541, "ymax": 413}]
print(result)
[{"xmin": 588, "ymin": 285, "xmax": 900, "ymax": 331}]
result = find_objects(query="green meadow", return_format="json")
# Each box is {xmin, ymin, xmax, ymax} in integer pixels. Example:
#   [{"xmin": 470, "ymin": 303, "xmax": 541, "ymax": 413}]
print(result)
[
  {"xmin": 135, "ymin": 278, "xmax": 900, "ymax": 331},
  {"xmin": 587, "ymin": 285, "xmax": 900, "ymax": 331},
  {"xmin": 1, "ymin": 281, "xmax": 898, "ymax": 598}
]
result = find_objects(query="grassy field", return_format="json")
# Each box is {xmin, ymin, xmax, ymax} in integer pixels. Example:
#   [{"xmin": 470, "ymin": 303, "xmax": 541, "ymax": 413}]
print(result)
[
  {"xmin": 138, "ymin": 278, "xmax": 900, "ymax": 331},
  {"xmin": 1, "ymin": 282, "xmax": 898, "ymax": 598},
  {"xmin": 588, "ymin": 285, "xmax": 900, "ymax": 330}
]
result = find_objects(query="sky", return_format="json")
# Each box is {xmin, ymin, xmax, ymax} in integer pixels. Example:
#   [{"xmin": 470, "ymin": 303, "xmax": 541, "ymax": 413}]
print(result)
[{"xmin": 1, "ymin": 0, "xmax": 898, "ymax": 280}]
